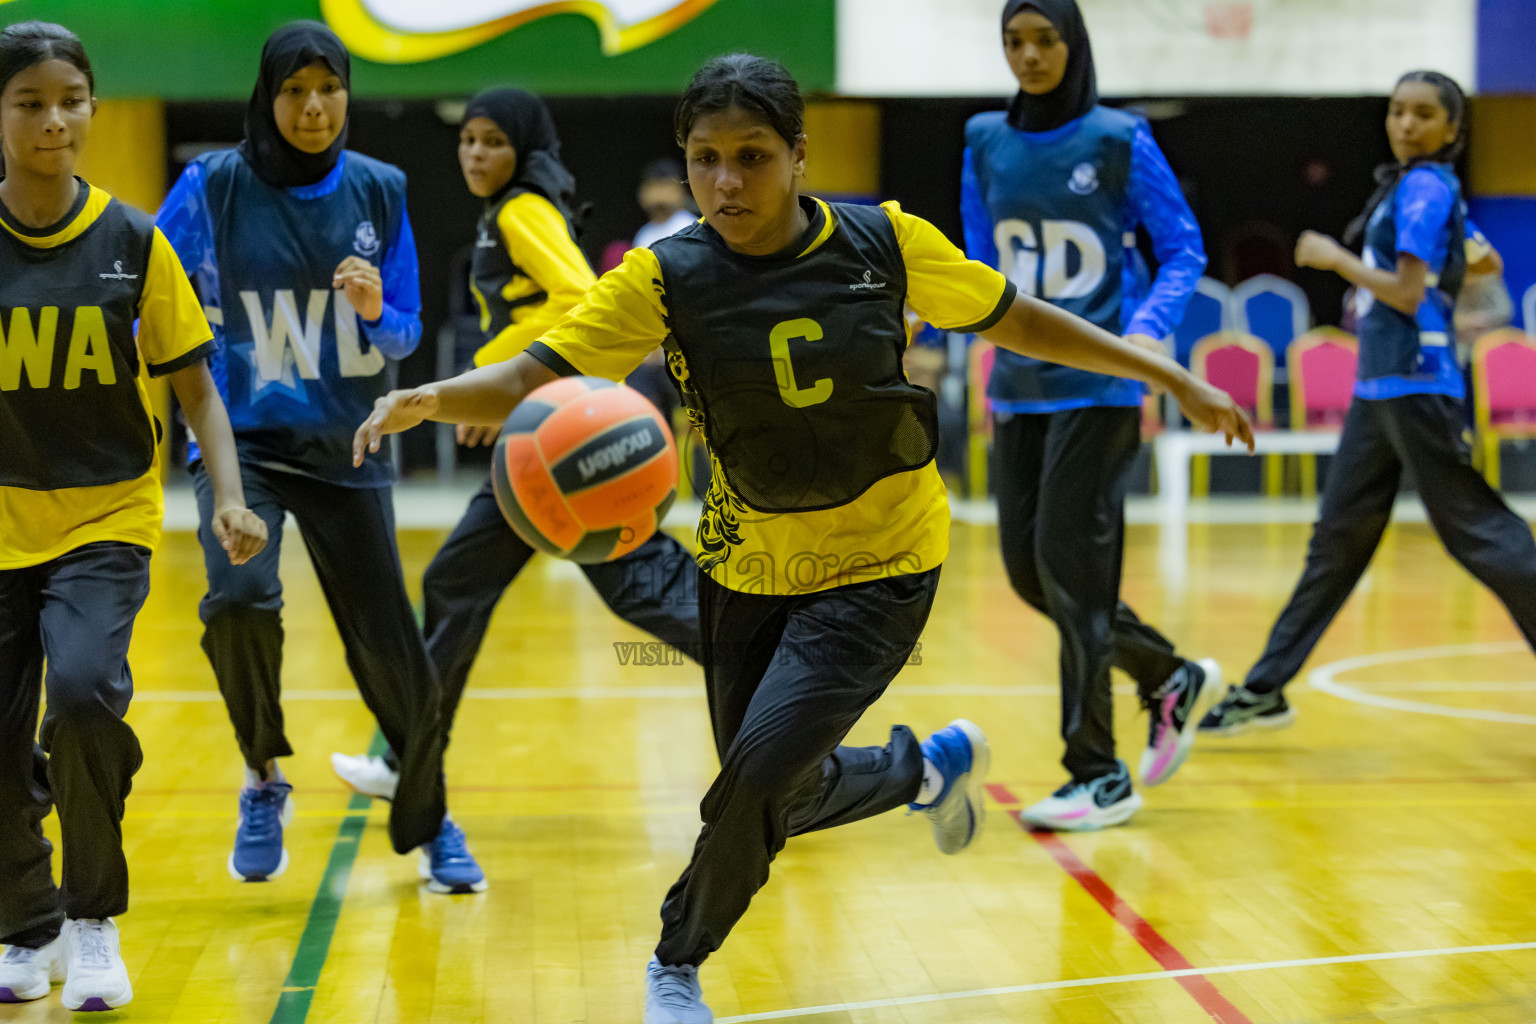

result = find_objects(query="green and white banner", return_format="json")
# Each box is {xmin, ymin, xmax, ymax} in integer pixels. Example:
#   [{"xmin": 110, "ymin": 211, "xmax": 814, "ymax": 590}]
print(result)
[{"xmin": 0, "ymin": 0, "xmax": 836, "ymax": 97}]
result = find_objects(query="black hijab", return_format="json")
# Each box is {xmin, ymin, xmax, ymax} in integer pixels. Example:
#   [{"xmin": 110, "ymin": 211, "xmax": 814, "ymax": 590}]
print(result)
[
  {"xmin": 463, "ymin": 87, "xmax": 580, "ymax": 230},
  {"xmin": 1002, "ymin": 0, "xmax": 1098, "ymax": 133},
  {"xmin": 238, "ymin": 21, "xmax": 350, "ymax": 189}
]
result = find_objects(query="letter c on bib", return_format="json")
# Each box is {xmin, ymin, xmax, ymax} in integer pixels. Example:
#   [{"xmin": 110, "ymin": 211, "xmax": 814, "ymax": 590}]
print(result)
[{"xmin": 769, "ymin": 318, "xmax": 833, "ymax": 409}]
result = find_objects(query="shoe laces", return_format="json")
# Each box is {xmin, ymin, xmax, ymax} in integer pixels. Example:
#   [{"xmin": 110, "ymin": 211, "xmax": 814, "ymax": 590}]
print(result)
[
  {"xmin": 431, "ymin": 818, "xmax": 469, "ymax": 863},
  {"xmin": 240, "ymin": 784, "xmax": 290, "ymax": 841},
  {"xmin": 0, "ymin": 944, "xmax": 41, "ymax": 965},
  {"xmin": 648, "ymin": 962, "xmax": 701, "ymax": 1010},
  {"xmin": 71, "ymin": 921, "xmax": 113, "ymax": 972}
]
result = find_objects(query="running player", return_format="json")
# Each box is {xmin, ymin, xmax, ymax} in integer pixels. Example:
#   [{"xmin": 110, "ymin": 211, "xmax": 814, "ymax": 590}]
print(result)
[
  {"xmin": 155, "ymin": 21, "xmax": 483, "ymax": 893},
  {"xmin": 332, "ymin": 87, "xmax": 698, "ymax": 801},
  {"xmin": 0, "ymin": 21, "xmax": 265, "ymax": 1010},
  {"xmin": 352, "ymin": 54, "xmax": 1251, "ymax": 1024},
  {"xmin": 1199, "ymin": 72, "xmax": 1536, "ymax": 734},
  {"xmin": 965, "ymin": 0, "xmax": 1220, "ymax": 830}
]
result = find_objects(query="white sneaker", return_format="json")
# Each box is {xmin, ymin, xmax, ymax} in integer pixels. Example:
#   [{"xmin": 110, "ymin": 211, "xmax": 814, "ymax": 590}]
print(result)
[
  {"xmin": 331, "ymin": 752, "xmax": 399, "ymax": 801},
  {"xmin": 1021, "ymin": 762, "xmax": 1143, "ymax": 832},
  {"xmin": 0, "ymin": 934, "xmax": 65, "ymax": 1002},
  {"xmin": 61, "ymin": 919, "xmax": 132, "ymax": 1011}
]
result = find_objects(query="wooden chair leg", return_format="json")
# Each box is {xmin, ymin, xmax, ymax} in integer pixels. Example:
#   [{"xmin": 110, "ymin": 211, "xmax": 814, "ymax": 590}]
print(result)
[
  {"xmin": 1299, "ymin": 452, "xmax": 1317, "ymax": 498},
  {"xmin": 1484, "ymin": 434, "xmax": 1502, "ymax": 489},
  {"xmin": 969, "ymin": 434, "xmax": 989, "ymax": 499},
  {"xmin": 1263, "ymin": 453, "xmax": 1283, "ymax": 497}
]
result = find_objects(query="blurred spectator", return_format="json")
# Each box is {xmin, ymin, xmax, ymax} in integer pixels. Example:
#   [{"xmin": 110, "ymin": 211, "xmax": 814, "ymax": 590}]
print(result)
[{"xmin": 633, "ymin": 158, "xmax": 696, "ymax": 249}]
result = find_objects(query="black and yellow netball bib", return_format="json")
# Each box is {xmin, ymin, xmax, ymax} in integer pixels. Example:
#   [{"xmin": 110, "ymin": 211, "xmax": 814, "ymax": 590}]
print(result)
[
  {"xmin": 652, "ymin": 198, "xmax": 937, "ymax": 514},
  {"xmin": 0, "ymin": 188, "xmax": 160, "ymax": 490}
]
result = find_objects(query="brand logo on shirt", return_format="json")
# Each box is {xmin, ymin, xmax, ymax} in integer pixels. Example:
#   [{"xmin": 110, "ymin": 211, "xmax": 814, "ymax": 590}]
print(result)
[
  {"xmin": 475, "ymin": 225, "xmax": 499, "ymax": 249},
  {"xmin": 98, "ymin": 260, "xmax": 139, "ymax": 281},
  {"xmin": 353, "ymin": 221, "xmax": 381, "ymax": 258},
  {"xmin": 848, "ymin": 270, "xmax": 885, "ymax": 291},
  {"xmin": 1068, "ymin": 162, "xmax": 1099, "ymax": 196}
]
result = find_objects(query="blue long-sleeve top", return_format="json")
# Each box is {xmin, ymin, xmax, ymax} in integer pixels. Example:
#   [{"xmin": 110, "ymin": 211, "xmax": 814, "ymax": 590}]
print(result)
[
  {"xmin": 158, "ymin": 149, "xmax": 421, "ymax": 486},
  {"xmin": 962, "ymin": 107, "xmax": 1206, "ymax": 410}
]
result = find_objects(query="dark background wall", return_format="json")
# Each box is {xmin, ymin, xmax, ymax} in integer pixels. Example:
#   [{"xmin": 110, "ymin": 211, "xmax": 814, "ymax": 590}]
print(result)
[{"xmin": 166, "ymin": 92, "xmax": 1450, "ymax": 474}]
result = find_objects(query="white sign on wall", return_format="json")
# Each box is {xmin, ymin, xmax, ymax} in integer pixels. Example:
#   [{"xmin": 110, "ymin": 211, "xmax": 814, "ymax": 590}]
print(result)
[{"xmin": 836, "ymin": 0, "xmax": 1475, "ymax": 97}]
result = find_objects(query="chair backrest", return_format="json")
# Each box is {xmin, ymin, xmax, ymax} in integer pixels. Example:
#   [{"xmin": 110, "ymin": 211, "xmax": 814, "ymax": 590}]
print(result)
[
  {"xmin": 1171, "ymin": 277, "xmax": 1231, "ymax": 366},
  {"xmin": 1287, "ymin": 328, "xmax": 1357, "ymax": 429},
  {"xmin": 1523, "ymin": 281, "xmax": 1536, "ymax": 337},
  {"xmin": 968, "ymin": 340, "xmax": 995, "ymax": 435},
  {"xmin": 1191, "ymin": 330, "xmax": 1274, "ymax": 427},
  {"xmin": 1232, "ymin": 274, "xmax": 1310, "ymax": 367},
  {"xmin": 1473, "ymin": 328, "xmax": 1536, "ymax": 430}
]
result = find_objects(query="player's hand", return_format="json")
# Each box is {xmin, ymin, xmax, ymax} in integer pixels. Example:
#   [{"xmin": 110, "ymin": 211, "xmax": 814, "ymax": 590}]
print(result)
[
  {"xmin": 1125, "ymin": 333, "xmax": 1169, "ymax": 394},
  {"xmin": 457, "ymin": 423, "xmax": 499, "ymax": 447},
  {"xmin": 355, "ymin": 388, "xmax": 440, "ymax": 465},
  {"xmin": 1170, "ymin": 374, "xmax": 1256, "ymax": 452},
  {"xmin": 333, "ymin": 256, "xmax": 384, "ymax": 321},
  {"xmin": 1295, "ymin": 230, "xmax": 1346, "ymax": 272},
  {"xmin": 211, "ymin": 507, "xmax": 267, "ymax": 566}
]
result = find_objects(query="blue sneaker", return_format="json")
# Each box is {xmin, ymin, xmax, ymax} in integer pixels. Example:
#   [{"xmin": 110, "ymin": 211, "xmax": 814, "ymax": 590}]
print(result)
[
  {"xmin": 909, "ymin": 719, "xmax": 990, "ymax": 854},
  {"xmin": 644, "ymin": 957, "xmax": 712, "ymax": 1024},
  {"xmin": 418, "ymin": 817, "xmax": 488, "ymax": 894},
  {"xmin": 228, "ymin": 782, "xmax": 294, "ymax": 881}
]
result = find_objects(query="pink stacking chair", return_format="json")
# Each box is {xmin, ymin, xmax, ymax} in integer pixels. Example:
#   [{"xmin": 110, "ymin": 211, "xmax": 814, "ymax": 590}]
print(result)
[
  {"xmin": 1190, "ymin": 331, "xmax": 1279, "ymax": 496},
  {"xmin": 1473, "ymin": 328, "xmax": 1536, "ymax": 488},
  {"xmin": 1287, "ymin": 328, "xmax": 1358, "ymax": 495}
]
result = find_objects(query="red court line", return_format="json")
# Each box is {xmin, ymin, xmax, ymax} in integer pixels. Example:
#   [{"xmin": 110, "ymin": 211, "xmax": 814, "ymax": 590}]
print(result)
[{"xmin": 988, "ymin": 783, "xmax": 1256, "ymax": 1024}]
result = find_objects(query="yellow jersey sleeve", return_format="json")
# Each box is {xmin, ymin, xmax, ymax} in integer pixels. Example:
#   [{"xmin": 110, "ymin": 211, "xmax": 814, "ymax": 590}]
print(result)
[
  {"xmin": 139, "ymin": 228, "xmax": 215, "ymax": 376},
  {"xmin": 473, "ymin": 193, "xmax": 598, "ymax": 366},
  {"xmin": 526, "ymin": 245, "xmax": 668, "ymax": 382},
  {"xmin": 883, "ymin": 201, "xmax": 1016, "ymax": 333}
]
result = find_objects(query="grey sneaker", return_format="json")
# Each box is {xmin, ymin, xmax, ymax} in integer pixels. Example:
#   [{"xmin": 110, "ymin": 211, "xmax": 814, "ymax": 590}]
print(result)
[
  {"xmin": 1198, "ymin": 685, "xmax": 1296, "ymax": 736},
  {"xmin": 645, "ymin": 957, "xmax": 712, "ymax": 1023}
]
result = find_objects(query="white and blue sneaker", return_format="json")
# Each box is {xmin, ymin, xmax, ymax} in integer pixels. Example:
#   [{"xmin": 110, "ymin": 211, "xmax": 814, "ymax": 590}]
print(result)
[
  {"xmin": 330, "ymin": 751, "xmax": 398, "ymax": 801},
  {"xmin": 0, "ymin": 934, "xmax": 64, "ymax": 1002},
  {"xmin": 1021, "ymin": 761, "xmax": 1142, "ymax": 832},
  {"xmin": 229, "ymin": 782, "xmax": 294, "ymax": 881},
  {"xmin": 644, "ymin": 957, "xmax": 712, "ymax": 1024},
  {"xmin": 910, "ymin": 719, "xmax": 990, "ymax": 854},
  {"xmin": 418, "ymin": 817, "xmax": 488, "ymax": 894}
]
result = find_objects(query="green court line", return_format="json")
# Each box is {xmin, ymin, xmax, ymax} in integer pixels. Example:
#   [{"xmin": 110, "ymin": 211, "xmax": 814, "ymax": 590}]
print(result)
[{"xmin": 267, "ymin": 730, "xmax": 386, "ymax": 1024}]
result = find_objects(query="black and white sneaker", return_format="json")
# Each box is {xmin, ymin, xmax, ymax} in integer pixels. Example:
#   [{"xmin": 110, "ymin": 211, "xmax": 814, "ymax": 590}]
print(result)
[
  {"xmin": 1140, "ymin": 658, "xmax": 1220, "ymax": 787},
  {"xmin": 1020, "ymin": 760, "xmax": 1142, "ymax": 832},
  {"xmin": 1198, "ymin": 685, "xmax": 1296, "ymax": 736}
]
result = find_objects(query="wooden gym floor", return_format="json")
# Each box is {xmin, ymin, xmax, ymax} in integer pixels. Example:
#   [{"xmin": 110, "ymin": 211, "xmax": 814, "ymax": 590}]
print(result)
[{"xmin": 6, "ymin": 510, "xmax": 1536, "ymax": 1023}]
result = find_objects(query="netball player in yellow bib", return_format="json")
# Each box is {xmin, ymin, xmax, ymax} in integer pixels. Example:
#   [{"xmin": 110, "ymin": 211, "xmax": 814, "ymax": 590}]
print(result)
[
  {"xmin": 353, "ymin": 54, "xmax": 1251, "ymax": 1024},
  {"xmin": 0, "ymin": 21, "xmax": 264, "ymax": 1011}
]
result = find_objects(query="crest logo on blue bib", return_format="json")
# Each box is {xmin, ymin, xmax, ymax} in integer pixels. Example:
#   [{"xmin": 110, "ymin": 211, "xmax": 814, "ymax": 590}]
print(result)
[
  {"xmin": 1068, "ymin": 162, "xmax": 1099, "ymax": 196},
  {"xmin": 353, "ymin": 220, "xmax": 381, "ymax": 258}
]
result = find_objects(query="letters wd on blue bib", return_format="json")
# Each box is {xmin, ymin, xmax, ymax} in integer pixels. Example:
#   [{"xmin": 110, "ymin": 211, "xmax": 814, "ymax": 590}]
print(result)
[
  {"xmin": 962, "ymin": 107, "xmax": 1206, "ymax": 412},
  {"xmin": 157, "ymin": 149, "xmax": 422, "ymax": 486}
]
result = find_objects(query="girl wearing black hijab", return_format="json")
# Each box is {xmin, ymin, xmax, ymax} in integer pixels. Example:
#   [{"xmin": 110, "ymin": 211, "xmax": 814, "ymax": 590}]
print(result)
[
  {"xmin": 156, "ymin": 21, "xmax": 486, "ymax": 893},
  {"xmin": 962, "ymin": 0, "xmax": 1217, "ymax": 830},
  {"xmin": 330, "ymin": 88, "xmax": 700, "ymax": 809}
]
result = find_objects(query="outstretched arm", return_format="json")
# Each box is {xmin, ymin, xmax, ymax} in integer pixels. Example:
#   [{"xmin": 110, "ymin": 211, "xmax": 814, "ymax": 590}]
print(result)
[
  {"xmin": 980, "ymin": 292, "xmax": 1254, "ymax": 449},
  {"xmin": 353, "ymin": 351, "xmax": 559, "ymax": 466}
]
